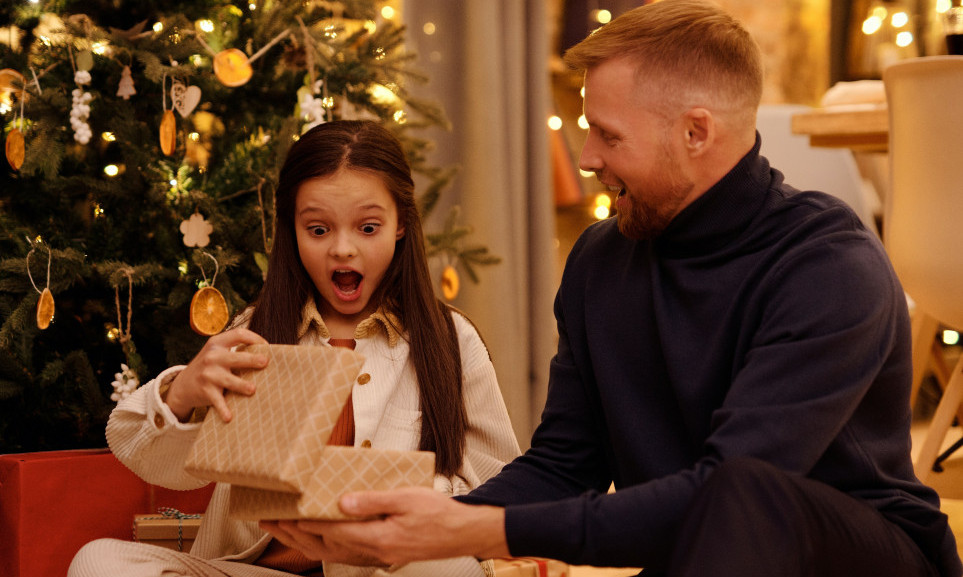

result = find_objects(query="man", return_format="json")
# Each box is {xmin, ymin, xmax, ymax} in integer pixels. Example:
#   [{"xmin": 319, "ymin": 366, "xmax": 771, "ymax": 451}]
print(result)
[{"xmin": 262, "ymin": 1, "xmax": 962, "ymax": 575}]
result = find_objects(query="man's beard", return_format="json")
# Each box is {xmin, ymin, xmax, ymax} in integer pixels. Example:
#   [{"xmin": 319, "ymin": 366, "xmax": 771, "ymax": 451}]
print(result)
[{"xmin": 616, "ymin": 171, "xmax": 693, "ymax": 241}]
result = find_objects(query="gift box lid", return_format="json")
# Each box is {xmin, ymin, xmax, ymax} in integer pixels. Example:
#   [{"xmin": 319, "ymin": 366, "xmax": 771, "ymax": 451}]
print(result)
[{"xmin": 184, "ymin": 344, "xmax": 365, "ymax": 493}]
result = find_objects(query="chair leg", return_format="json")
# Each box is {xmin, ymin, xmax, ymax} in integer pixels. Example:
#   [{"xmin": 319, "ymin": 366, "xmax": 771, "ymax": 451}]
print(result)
[
  {"xmin": 928, "ymin": 338, "xmax": 963, "ymax": 427},
  {"xmin": 910, "ymin": 312, "xmax": 940, "ymax": 409},
  {"xmin": 915, "ymin": 355, "xmax": 963, "ymax": 485}
]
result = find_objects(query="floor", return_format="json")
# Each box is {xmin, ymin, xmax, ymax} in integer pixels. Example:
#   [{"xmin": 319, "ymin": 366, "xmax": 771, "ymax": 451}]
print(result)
[{"xmin": 566, "ymin": 379, "xmax": 963, "ymax": 577}]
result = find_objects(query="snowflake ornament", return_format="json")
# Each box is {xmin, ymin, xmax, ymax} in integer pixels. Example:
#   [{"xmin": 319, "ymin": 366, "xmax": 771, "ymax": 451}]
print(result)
[
  {"xmin": 180, "ymin": 212, "xmax": 213, "ymax": 247},
  {"xmin": 110, "ymin": 363, "xmax": 139, "ymax": 402}
]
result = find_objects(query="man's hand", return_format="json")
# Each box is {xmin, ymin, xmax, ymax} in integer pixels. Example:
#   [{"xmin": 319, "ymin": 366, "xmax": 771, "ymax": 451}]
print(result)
[{"xmin": 259, "ymin": 487, "xmax": 509, "ymax": 566}]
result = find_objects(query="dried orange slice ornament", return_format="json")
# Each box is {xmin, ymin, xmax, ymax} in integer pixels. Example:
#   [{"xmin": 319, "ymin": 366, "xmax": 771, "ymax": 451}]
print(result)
[
  {"xmin": 159, "ymin": 109, "xmax": 176, "ymax": 155},
  {"xmin": 190, "ymin": 286, "xmax": 229, "ymax": 336},
  {"xmin": 37, "ymin": 287, "xmax": 55, "ymax": 330},
  {"xmin": 6, "ymin": 127, "xmax": 24, "ymax": 170},
  {"xmin": 213, "ymin": 49, "xmax": 253, "ymax": 87},
  {"xmin": 441, "ymin": 265, "xmax": 460, "ymax": 301},
  {"xmin": 0, "ymin": 68, "xmax": 25, "ymax": 105}
]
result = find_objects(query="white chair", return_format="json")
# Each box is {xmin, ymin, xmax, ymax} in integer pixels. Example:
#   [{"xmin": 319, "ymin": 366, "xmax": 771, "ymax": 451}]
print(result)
[
  {"xmin": 756, "ymin": 104, "xmax": 880, "ymax": 235},
  {"xmin": 882, "ymin": 56, "xmax": 963, "ymax": 484}
]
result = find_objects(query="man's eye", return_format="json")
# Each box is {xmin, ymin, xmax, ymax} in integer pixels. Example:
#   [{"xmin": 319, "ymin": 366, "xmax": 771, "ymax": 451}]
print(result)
[{"xmin": 361, "ymin": 223, "xmax": 379, "ymax": 234}]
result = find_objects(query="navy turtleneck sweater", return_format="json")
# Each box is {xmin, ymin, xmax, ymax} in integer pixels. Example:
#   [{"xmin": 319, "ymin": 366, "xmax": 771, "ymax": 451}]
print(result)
[{"xmin": 462, "ymin": 137, "xmax": 961, "ymax": 575}]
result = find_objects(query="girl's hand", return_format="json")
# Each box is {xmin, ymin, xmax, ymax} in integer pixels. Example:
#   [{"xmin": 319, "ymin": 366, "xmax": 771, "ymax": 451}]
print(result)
[{"xmin": 164, "ymin": 327, "xmax": 269, "ymax": 422}]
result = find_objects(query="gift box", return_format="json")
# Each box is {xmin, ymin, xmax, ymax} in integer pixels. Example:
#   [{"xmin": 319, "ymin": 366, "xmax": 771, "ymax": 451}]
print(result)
[
  {"xmin": 184, "ymin": 344, "xmax": 435, "ymax": 521},
  {"xmin": 0, "ymin": 449, "xmax": 214, "ymax": 577},
  {"xmin": 483, "ymin": 557, "xmax": 570, "ymax": 577},
  {"xmin": 133, "ymin": 509, "xmax": 203, "ymax": 552}
]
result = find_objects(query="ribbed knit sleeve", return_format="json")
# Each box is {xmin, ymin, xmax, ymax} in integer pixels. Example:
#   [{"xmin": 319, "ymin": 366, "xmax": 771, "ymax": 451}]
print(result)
[{"xmin": 106, "ymin": 365, "xmax": 211, "ymax": 490}]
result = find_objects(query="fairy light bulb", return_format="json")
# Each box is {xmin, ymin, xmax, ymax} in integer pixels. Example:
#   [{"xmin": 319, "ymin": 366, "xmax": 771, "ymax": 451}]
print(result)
[
  {"xmin": 944, "ymin": 330, "xmax": 960, "ymax": 346},
  {"xmin": 578, "ymin": 115, "xmax": 589, "ymax": 130},
  {"xmin": 547, "ymin": 115, "xmax": 563, "ymax": 130}
]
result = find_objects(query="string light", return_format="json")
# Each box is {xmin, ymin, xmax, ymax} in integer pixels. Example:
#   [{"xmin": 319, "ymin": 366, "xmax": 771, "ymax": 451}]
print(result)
[
  {"xmin": 93, "ymin": 203, "xmax": 105, "ymax": 218},
  {"xmin": 937, "ymin": 0, "xmax": 951, "ymax": 13},
  {"xmin": 104, "ymin": 164, "xmax": 119, "ymax": 176},
  {"xmin": 153, "ymin": 22, "xmax": 164, "ymax": 33},
  {"xmin": 101, "ymin": 132, "xmax": 116, "ymax": 142},
  {"xmin": 381, "ymin": 6, "xmax": 396, "ymax": 19},
  {"xmin": 577, "ymin": 115, "xmax": 589, "ymax": 130},
  {"xmin": 423, "ymin": 22, "xmax": 436, "ymax": 35},
  {"xmin": 944, "ymin": 330, "xmax": 960, "ymax": 346},
  {"xmin": 895, "ymin": 31, "xmax": 914, "ymax": 46},
  {"xmin": 197, "ymin": 19, "xmax": 215, "ymax": 33},
  {"xmin": 594, "ymin": 9, "xmax": 612, "ymax": 24},
  {"xmin": 593, "ymin": 192, "xmax": 612, "ymax": 220},
  {"xmin": 547, "ymin": 115, "xmax": 563, "ymax": 130}
]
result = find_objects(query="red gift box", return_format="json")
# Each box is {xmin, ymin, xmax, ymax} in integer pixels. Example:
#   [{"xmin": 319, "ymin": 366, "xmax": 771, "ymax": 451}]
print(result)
[{"xmin": 0, "ymin": 449, "xmax": 214, "ymax": 577}]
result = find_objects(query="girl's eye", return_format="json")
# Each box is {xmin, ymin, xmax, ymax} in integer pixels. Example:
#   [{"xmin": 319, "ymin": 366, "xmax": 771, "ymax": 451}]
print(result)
[
  {"xmin": 308, "ymin": 225, "xmax": 328, "ymax": 236},
  {"xmin": 360, "ymin": 223, "xmax": 380, "ymax": 234}
]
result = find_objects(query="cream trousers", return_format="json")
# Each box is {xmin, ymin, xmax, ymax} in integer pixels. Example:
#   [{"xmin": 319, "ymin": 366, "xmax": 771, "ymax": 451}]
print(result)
[{"xmin": 68, "ymin": 538, "xmax": 487, "ymax": 577}]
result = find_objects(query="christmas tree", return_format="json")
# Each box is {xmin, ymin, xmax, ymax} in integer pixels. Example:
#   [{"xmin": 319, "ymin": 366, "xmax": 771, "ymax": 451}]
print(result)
[{"xmin": 0, "ymin": 0, "xmax": 498, "ymax": 453}]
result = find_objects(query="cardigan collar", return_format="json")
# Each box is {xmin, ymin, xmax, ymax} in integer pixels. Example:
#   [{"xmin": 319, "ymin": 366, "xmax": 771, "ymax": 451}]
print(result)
[{"xmin": 296, "ymin": 298, "xmax": 403, "ymax": 347}]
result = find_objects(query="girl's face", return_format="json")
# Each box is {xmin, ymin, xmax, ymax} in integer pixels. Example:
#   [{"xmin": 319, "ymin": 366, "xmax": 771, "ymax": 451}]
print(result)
[{"xmin": 294, "ymin": 168, "xmax": 404, "ymax": 334}]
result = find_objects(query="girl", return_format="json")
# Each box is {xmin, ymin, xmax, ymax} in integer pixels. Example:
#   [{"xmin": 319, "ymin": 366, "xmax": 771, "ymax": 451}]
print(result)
[{"xmin": 69, "ymin": 120, "xmax": 520, "ymax": 577}]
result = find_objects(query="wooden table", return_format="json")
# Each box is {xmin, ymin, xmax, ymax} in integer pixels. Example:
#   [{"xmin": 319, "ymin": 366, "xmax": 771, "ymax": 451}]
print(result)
[{"xmin": 790, "ymin": 106, "xmax": 889, "ymax": 152}]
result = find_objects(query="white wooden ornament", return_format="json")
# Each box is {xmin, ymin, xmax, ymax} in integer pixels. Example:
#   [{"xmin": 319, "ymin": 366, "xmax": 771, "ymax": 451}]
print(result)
[{"xmin": 171, "ymin": 81, "xmax": 202, "ymax": 118}]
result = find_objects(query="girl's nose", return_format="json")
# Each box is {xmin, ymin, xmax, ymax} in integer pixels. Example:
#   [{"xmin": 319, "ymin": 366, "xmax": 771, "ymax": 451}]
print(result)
[{"xmin": 329, "ymin": 233, "xmax": 357, "ymax": 258}]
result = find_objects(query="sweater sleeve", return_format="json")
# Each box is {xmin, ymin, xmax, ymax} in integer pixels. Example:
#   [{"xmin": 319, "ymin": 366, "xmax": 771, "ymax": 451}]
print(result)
[{"xmin": 106, "ymin": 365, "xmax": 211, "ymax": 490}]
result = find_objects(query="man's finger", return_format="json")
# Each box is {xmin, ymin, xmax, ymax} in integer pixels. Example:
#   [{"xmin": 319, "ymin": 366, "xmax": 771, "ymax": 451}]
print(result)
[{"xmin": 338, "ymin": 488, "xmax": 415, "ymax": 517}]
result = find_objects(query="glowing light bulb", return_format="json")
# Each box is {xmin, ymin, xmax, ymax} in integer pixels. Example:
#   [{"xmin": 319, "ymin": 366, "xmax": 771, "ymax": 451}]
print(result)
[
  {"xmin": 382, "ymin": 6, "xmax": 396, "ymax": 19},
  {"xmin": 102, "ymin": 132, "xmax": 116, "ymax": 142},
  {"xmin": 547, "ymin": 115, "xmax": 563, "ymax": 130},
  {"xmin": 891, "ymin": 12, "xmax": 909, "ymax": 28},
  {"xmin": 104, "ymin": 164, "xmax": 119, "ymax": 177},
  {"xmin": 578, "ymin": 115, "xmax": 589, "ymax": 130},
  {"xmin": 944, "ymin": 330, "xmax": 960, "ymax": 346},
  {"xmin": 937, "ymin": 0, "xmax": 951, "ymax": 13},
  {"xmin": 595, "ymin": 9, "xmax": 612, "ymax": 24},
  {"xmin": 896, "ymin": 31, "xmax": 914, "ymax": 47},
  {"xmin": 595, "ymin": 193, "xmax": 612, "ymax": 209},
  {"xmin": 593, "ymin": 204, "xmax": 610, "ymax": 220},
  {"xmin": 153, "ymin": 22, "xmax": 164, "ymax": 33},
  {"xmin": 423, "ymin": 22, "xmax": 436, "ymax": 35},
  {"xmin": 863, "ymin": 16, "xmax": 883, "ymax": 35}
]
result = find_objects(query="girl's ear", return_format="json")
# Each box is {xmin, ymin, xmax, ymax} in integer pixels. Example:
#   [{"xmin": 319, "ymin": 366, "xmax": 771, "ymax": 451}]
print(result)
[{"xmin": 396, "ymin": 224, "xmax": 405, "ymax": 240}]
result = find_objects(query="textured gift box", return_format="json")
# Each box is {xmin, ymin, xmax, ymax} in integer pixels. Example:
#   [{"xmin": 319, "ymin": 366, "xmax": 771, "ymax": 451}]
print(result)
[
  {"xmin": 484, "ymin": 557, "xmax": 570, "ymax": 577},
  {"xmin": 0, "ymin": 449, "xmax": 214, "ymax": 577},
  {"xmin": 183, "ymin": 344, "xmax": 435, "ymax": 521},
  {"xmin": 133, "ymin": 510, "xmax": 202, "ymax": 552}
]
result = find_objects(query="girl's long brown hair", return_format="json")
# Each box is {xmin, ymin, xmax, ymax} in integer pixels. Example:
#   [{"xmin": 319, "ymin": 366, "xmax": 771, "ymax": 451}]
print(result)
[{"xmin": 247, "ymin": 120, "xmax": 467, "ymax": 477}]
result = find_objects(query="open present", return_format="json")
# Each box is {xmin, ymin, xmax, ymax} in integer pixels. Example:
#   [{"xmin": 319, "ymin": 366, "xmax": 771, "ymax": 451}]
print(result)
[{"xmin": 184, "ymin": 344, "xmax": 435, "ymax": 521}]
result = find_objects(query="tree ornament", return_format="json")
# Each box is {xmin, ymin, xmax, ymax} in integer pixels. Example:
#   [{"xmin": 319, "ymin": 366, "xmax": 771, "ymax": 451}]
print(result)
[
  {"xmin": 297, "ymin": 80, "xmax": 327, "ymax": 132},
  {"xmin": 0, "ymin": 68, "xmax": 26, "ymax": 110},
  {"xmin": 110, "ymin": 363, "xmax": 140, "ymax": 402},
  {"xmin": 69, "ymin": 48, "xmax": 93, "ymax": 145},
  {"xmin": 159, "ymin": 110, "xmax": 176, "ymax": 155},
  {"xmin": 116, "ymin": 65, "xmax": 136, "ymax": 99},
  {"xmin": 196, "ymin": 29, "xmax": 290, "ymax": 88},
  {"xmin": 5, "ymin": 128, "xmax": 25, "ymax": 170},
  {"xmin": 189, "ymin": 252, "xmax": 229, "ymax": 336},
  {"xmin": 441, "ymin": 265, "xmax": 460, "ymax": 301},
  {"xmin": 171, "ymin": 81, "xmax": 201, "ymax": 118},
  {"xmin": 25, "ymin": 240, "xmax": 55, "ymax": 329},
  {"xmin": 180, "ymin": 211, "xmax": 213, "ymax": 247},
  {"xmin": 213, "ymin": 48, "xmax": 254, "ymax": 87}
]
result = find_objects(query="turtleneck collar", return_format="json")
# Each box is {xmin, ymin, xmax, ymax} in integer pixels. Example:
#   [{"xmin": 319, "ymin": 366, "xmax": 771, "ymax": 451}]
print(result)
[{"xmin": 653, "ymin": 134, "xmax": 771, "ymax": 258}]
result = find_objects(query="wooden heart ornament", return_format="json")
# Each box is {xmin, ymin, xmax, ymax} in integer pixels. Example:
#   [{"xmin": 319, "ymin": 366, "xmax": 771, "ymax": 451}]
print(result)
[{"xmin": 171, "ymin": 82, "xmax": 202, "ymax": 118}]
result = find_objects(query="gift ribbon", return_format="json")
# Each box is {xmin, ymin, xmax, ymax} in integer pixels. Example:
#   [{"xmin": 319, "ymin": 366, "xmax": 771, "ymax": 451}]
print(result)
[{"xmin": 133, "ymin": 507, "xmax": 203, "ymax": 552}]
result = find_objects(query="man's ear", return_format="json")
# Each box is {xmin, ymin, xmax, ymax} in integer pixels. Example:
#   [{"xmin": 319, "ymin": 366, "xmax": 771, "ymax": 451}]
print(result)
[{"xmin": 682, "ymin": 107, "xmax": 714, "ymax": 157}]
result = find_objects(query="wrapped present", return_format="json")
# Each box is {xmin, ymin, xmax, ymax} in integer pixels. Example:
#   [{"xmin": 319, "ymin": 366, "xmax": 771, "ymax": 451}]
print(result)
[
  {"xmin": 483, "ymin": 557, "xmax": 570, "ymax": 577},
  {"xmin": 184, "ymin": 344, "xmax": 435, "ymax": 521},
  {"xmin": 0, "ymin": 449, "xmax": 213, "ymax": 577},
  {"xmin": 133, "ymin": 508, "xmax": 203, "ymax": 552}
]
